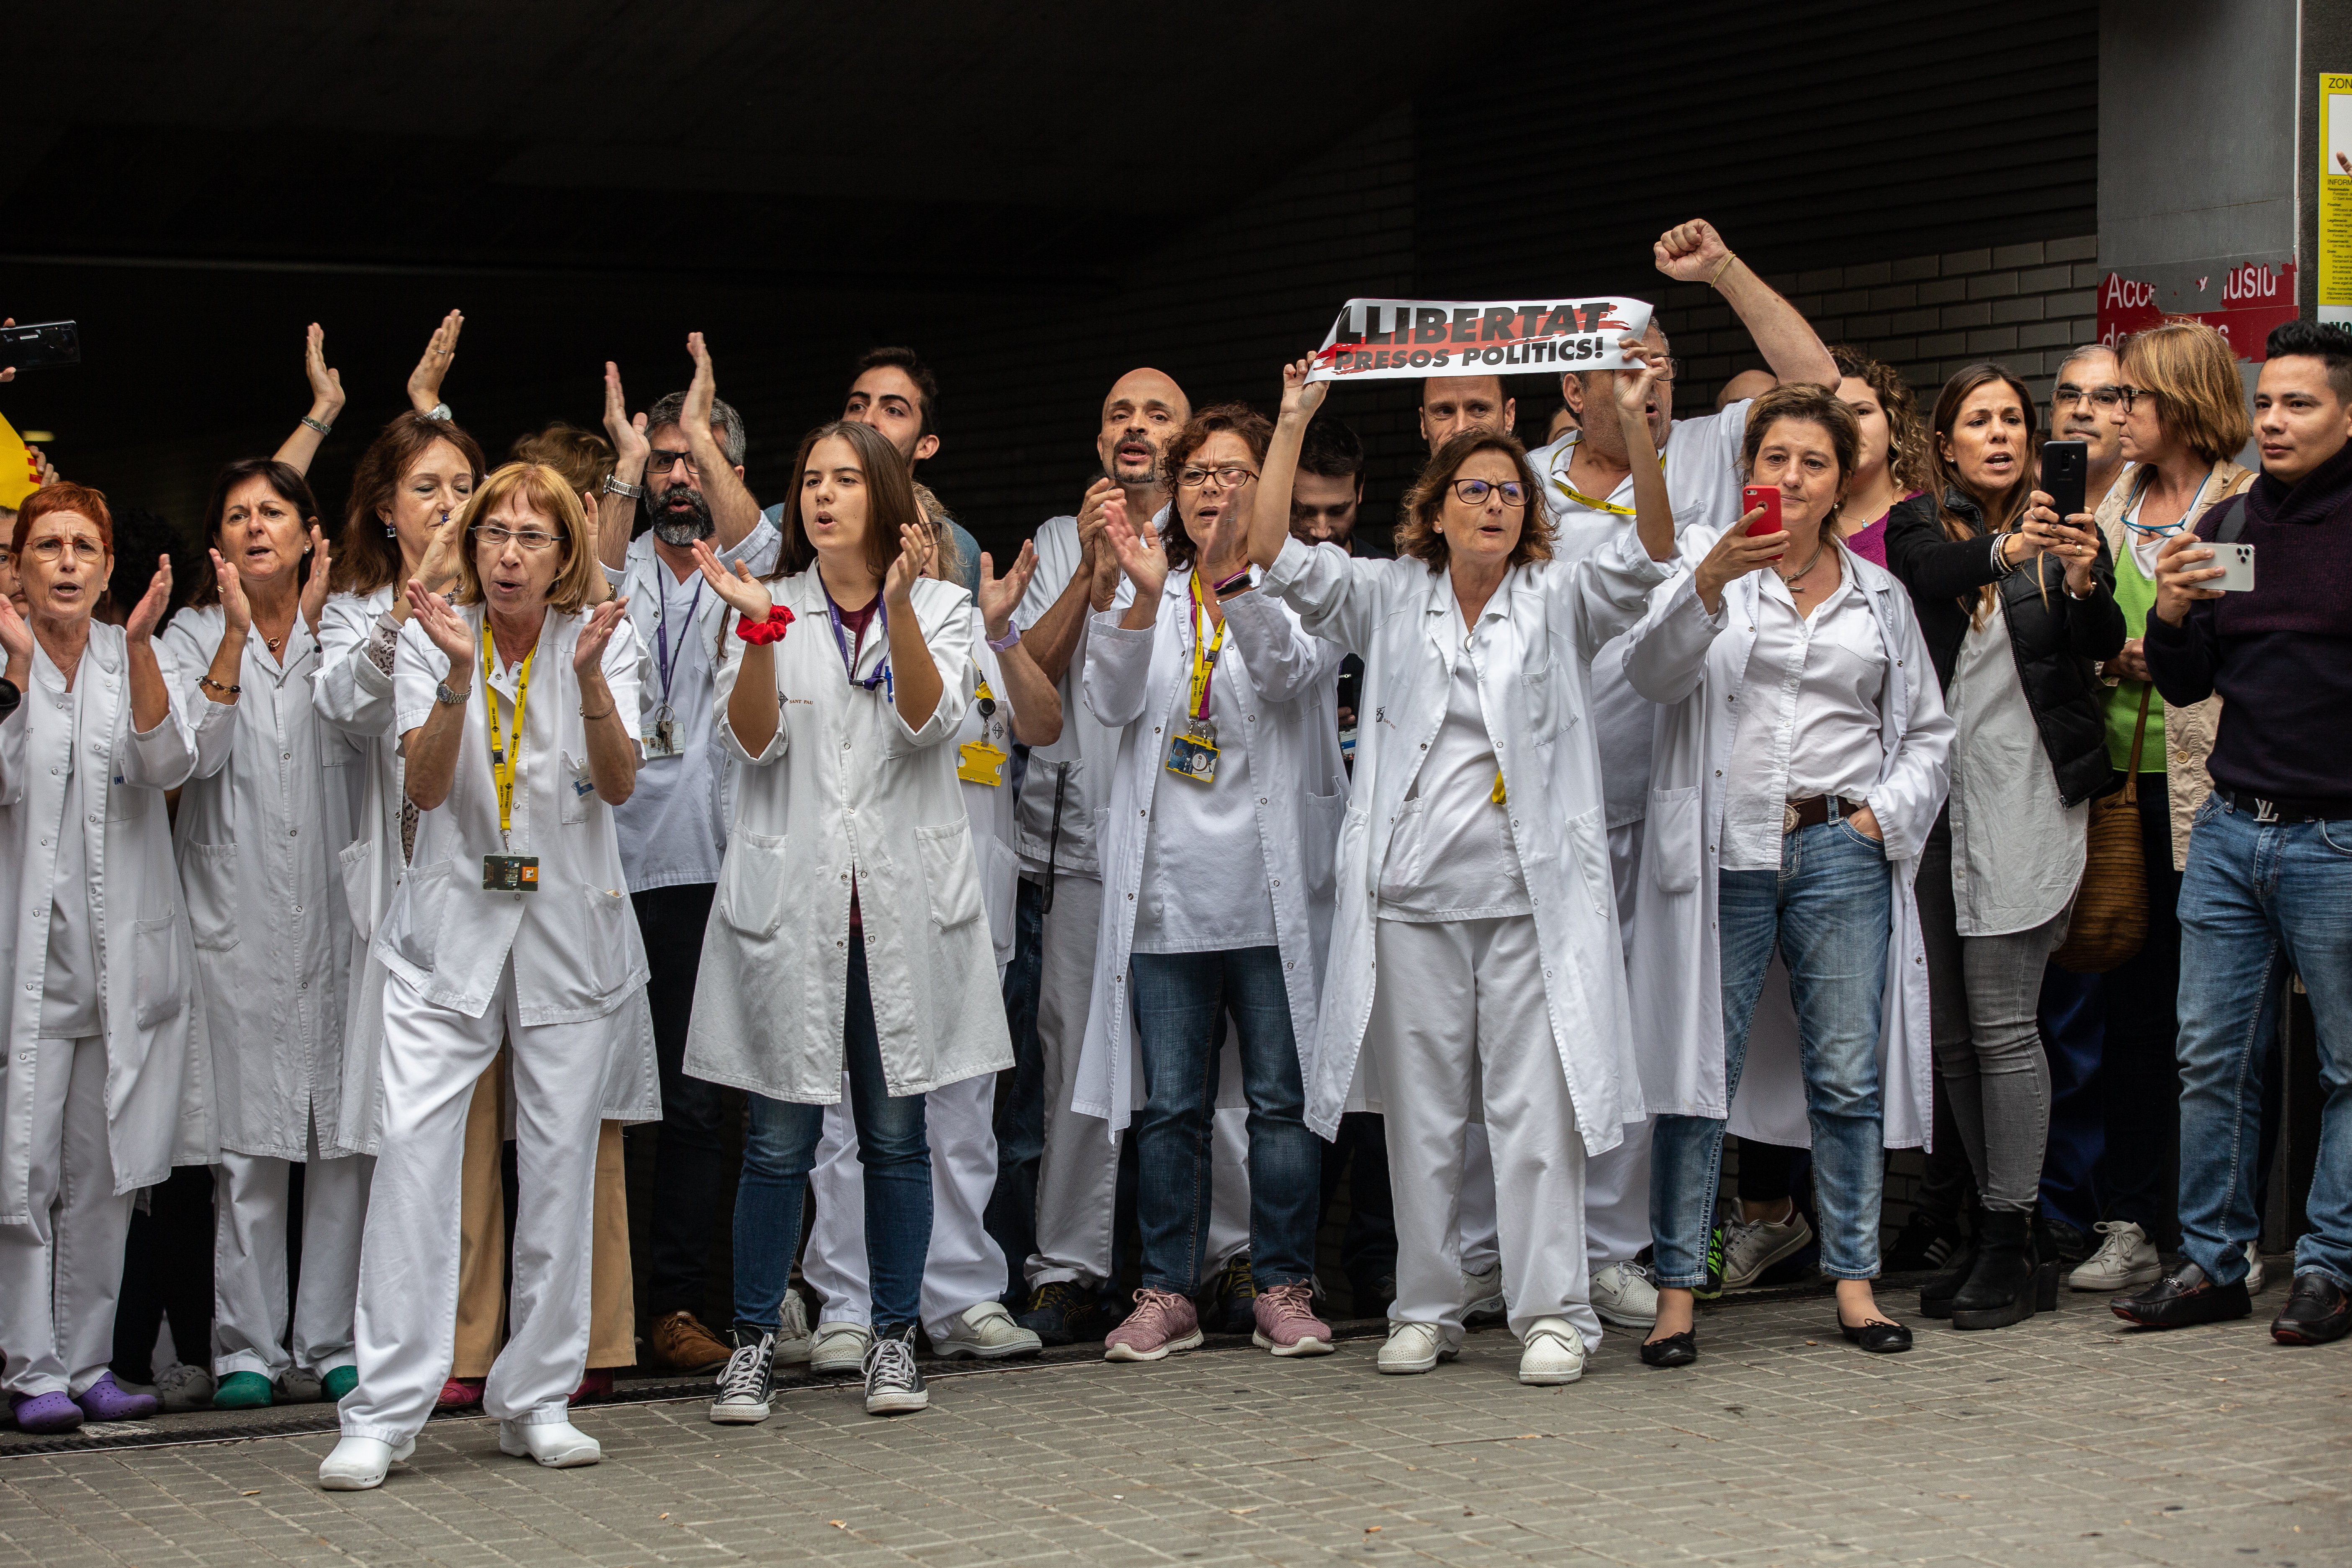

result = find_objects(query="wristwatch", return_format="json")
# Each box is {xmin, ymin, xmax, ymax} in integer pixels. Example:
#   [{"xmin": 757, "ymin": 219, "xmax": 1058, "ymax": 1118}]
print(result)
[
  {"xmin": 434, "ymin": 679, "xmax": 470, "ymax": 706},
  {"xmin": 986, "ymin": 624, "xmax": 1022, "ymax": 653},
  {"xmin": 602, "ymin": 473, "xmax": 646, "ymax": 500},
  {"xmin": 425, "ymin": 401, "xmax": 454, "ymax": 423}
]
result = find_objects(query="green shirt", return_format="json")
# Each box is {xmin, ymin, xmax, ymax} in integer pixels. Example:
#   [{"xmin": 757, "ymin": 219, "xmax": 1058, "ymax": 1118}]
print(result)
[{"xmin": 2105, "ymin": 537, "xmax": 2166, "ymax": 772}]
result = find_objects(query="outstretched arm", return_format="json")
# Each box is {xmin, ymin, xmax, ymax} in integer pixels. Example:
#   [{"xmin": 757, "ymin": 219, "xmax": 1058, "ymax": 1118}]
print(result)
[
  {"xmin": 679, "ymin": 332, "xmax": 761, "ymax": 551},
  {"xmin": 1613, "ymin": 345, "xmax": 1677, "ymax": 563},
  {"xmin": 1655, "ymin": 220, "xmax": 1835, "ymax": 388},
  {"xmin": 1250, "ymin": 357, "xmax": 1328, "ymax": 570},
  {"xmin": 271, "ymin": 323, "xmax": 346, "ymax": 475}
]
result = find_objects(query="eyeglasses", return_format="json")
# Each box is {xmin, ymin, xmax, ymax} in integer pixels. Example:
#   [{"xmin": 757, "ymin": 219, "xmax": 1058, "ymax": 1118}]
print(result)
[
  {"xmin": 2113, "ymin": 386, "xmax": 2150, "ymax": 414},
  {"xmin": 1175, "ymin": 465, "xmax": 1259, "ymax": 490},
  {"xmin": 647, "ymin": 448, "xmax": 702, "ymax": 478},
  {"xmin": 2053, "ymin": 382, "xmax": 2125, "ymax": 410},
  {"xmin": 474, "ymin": 525, "xmax": 563, "ymax": 552},
  {"xmin": 26, "ymin": 536, "xmax": 105, "ymax": 563},
  {"xmin": 1450, "ymin": 478, "xmax": 1529, "ymax": 508}
]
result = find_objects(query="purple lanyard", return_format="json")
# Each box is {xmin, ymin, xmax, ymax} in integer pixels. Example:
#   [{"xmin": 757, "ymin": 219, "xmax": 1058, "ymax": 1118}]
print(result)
[
  {"xmin": 825, "ymin": 593, "xmax": 894, "ymax": 701},
  {"xmin": 654, "ymin": 574, "xmax": 705, "ymax": 709}
]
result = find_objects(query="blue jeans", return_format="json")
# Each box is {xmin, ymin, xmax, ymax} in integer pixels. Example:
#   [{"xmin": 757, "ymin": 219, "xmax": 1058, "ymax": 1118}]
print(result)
[
  {"xmin": 732, "ymin": 936, "xmax": 932, "ymax": 1335},
  {"xmin": 1128, "ymin": 947, "xmax": 1319, "ymax": 1295},
  {"xmin": 2174, "ymin": 795, "xmax": 2352, "ymax": 1289},
  {"xmin": 1652, "ymin": 816, "xmax": 1891, "ymax": 1287}
]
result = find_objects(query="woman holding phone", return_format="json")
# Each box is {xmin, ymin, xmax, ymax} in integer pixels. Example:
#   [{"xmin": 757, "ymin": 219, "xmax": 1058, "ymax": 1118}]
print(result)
[
  {"xmin": 1884, "ymin": 362, "xmax": 2125, "ymax": 1332},
  {"xmin": 1243, "ymin": 349, "xmax": 1676, "ymax": 1387}
]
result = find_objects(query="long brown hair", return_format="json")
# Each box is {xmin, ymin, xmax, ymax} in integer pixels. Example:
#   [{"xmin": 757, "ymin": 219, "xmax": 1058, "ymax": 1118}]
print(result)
[
  {"xmin": 333, "ymin": 412, "xmax": 487, "ymax": 594},
  {"xmin": 1929, "ymin": 362, "xmax": 2043, "ymax": 623},
  {"xmin": 769, "ymin": 420, "xmax": 924, "ymax": 584},
  {"xmin": 449, "ymin": 463, "xmax": 606, "ymax": 616},
  {"xmin": 1395, "ymin": 430, "xmax": 1555, "ymax": 571},
  {"xmin": 1161, "ymin": 403, "xmax": 1273, "ymax": 571},
  {"xmin": 189, "ymin": 458, "xmax": 321, "ymax": 609},
  {"xmin": 1830, "ymin": 344, "xmax": 1931, "ymax": 495}
]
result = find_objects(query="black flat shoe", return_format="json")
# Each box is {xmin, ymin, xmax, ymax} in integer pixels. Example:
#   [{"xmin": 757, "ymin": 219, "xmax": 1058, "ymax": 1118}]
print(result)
[
  {"xmin": 2270, "ymin": 1273, "xmax": 2351, "ymax": 1345},
  {"xmin": 1839, "ymin": 1316, "xmax": 1913, "ymax": 1354},
  {"xmin": 2113, "ymin": 1263, "xmax": 2252, "ymax": 1329},
  {"xmin": 1639, "ymin": 1329, "xmax": 1697, "ymax": 1368}
]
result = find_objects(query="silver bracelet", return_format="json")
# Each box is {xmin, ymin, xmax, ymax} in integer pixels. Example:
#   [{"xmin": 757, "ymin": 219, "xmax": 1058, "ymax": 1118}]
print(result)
[
  {"xmin": 300, "ymin": 414, "xmax": 334, "ymax": 437},
  {"xmin": 601, "ymin": 474, "xmax": 646, "ymax": 501},
  {"xmin": 425, "ymin": 402, "xmax": 453, "ymax": 422}
]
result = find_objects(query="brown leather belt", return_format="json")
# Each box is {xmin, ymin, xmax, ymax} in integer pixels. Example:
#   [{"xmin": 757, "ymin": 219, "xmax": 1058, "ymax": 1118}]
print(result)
[{"xmin": 1782, "ymin": 795, "xmax": 1864, "ymax": 834}]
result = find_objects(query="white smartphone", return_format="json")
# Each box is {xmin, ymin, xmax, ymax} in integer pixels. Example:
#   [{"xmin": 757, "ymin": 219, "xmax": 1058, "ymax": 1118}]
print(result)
[{"xmin": 2215, "ymin": 542, "xmax": 2256, "ymax": 592}]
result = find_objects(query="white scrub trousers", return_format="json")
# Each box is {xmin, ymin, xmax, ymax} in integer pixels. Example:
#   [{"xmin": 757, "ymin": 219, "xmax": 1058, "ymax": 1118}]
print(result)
[
  {"xmin": 1368, "ymin": 915, "xmax": 1598, "ymax": 1351},
  {"xmin": 341, "ymin": 968, "xmax": 609, "ymax": 1446},
  {"xmin": 0, "ymin": 1036, "xmax": 136, "ymax": 1399},
  {"xmin": 1026, "ymin": 876, "xmax": 1121, "ymax": 1288},
  {"xmin": 213, "ymin": 1123, "xmax": 373, "ymax": 1381}
]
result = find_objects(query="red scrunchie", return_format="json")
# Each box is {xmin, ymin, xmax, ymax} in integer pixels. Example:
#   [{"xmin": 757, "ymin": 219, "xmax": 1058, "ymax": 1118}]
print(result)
[{"xmin": 734, "ymin": 603, "xmax": 794, "ymax": 645}]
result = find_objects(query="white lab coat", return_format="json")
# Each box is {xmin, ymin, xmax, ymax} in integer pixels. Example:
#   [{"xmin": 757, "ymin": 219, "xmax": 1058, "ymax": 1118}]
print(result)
[
  {"xmin": 1073, "ymin": 567, "xmax": 1346, "ymax": 1133},
  {"xmin": 1260, "ymin": 533, "xmax": 1669, "ymax": 1147},
  {"xmin": 684, "ymin": 571, "xmax": 1013, "ymax": 1104},
  {"xmin": 373, "ymin": 602, "xmax": 659, "ymax": 1122},
  {"xmin": 1619, "ymin": 538, "xmax": 1953, "ymax": 1147},
  {"xmin": 311, "ymin": 586, "xmax": 404, "ymax": 1154},
  {"xmin": 0, "ymin": 625, "xmax": 222, "ymax": 1220},
  {"xmin": 162, "ymin": 606, "xmax": 364, "ymax": 1161}
]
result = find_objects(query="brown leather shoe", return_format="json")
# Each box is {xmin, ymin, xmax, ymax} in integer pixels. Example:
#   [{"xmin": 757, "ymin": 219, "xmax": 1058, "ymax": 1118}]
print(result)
[{"xmin": 647, "ymin": 1310, "xmax": 732, "ymax": 1373}]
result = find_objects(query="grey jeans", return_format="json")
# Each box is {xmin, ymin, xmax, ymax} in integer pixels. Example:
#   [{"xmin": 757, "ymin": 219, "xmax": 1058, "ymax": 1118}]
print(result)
[{"xmin": 1917, "ymin": 825, "xmax": 2061, "ymax": 1215}]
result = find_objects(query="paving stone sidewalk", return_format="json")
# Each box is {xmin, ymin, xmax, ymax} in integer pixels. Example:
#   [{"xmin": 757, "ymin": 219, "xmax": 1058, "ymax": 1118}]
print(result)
[{"xmin": 3, "ymin": 1288, "xmax": 2344, "ymax": 1568}]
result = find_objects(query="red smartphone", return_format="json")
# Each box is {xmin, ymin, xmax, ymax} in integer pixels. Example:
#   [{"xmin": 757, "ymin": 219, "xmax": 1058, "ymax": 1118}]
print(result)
[{"xmin": 1742, "ymin": 486, "xmax": 1783, "ymax": 537}]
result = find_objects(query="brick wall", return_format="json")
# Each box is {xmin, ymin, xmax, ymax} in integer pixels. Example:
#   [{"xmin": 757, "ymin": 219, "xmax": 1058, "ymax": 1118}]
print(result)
[{"xmin": 1663, "ymin": 236, "xmax": 2102, "ymax": 413}]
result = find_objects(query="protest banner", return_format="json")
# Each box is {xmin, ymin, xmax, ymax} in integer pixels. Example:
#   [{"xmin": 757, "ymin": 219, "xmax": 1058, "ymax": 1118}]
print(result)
[{"xmin": 1308, "ymin": 296, "xmax": 1656, "ymax": 383}]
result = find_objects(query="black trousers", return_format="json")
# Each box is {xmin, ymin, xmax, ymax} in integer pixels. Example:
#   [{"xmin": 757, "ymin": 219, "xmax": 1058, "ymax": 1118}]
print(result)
[
  {"xmin": 631, "ymin": 882, "xmax": 731, "ymax": 1319},
  {"xmin": 111, "ymin": 1165, "xmax": 215, "ymax": 1384}
]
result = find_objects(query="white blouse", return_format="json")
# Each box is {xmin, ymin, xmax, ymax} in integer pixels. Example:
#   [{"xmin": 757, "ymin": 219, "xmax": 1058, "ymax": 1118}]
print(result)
[
  {"xmin": 1944, "ymin": 599, "xmax": 2087, "ymax": 936},
  {"xmin": 1376, "ymin": 604, "xmax": 1530, "ymax": 922}
]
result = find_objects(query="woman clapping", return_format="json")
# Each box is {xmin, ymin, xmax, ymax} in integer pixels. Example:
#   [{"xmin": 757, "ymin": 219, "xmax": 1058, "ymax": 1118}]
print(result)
[{"xmin": 321, "ymin": 463, "xmax": 643, "ymax": 1490}]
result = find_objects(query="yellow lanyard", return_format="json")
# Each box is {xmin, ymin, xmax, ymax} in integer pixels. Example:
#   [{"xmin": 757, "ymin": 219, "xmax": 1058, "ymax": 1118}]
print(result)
[
  {"xmin": 480, "ymin": 621, "xmax": 535, "ymax": 841},
  {"xmin": 1545, "ymin": 430, "xmax": 1669, "ymax": 516},
  {"xmin": 1186, "ymin": 573, "xmax": 1229, "ymax": 722}
]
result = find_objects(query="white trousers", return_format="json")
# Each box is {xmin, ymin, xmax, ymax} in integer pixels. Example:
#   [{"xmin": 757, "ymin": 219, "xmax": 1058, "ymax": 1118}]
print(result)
[
  {"xmin": 213, "ymin": 1123, "xmax": 373, "ymax": 1380},
  {"xmin": 1027, "ymin": 876, "xmax": 1119, "ymax": 1287},
  {"xmin": 1369, "ymin": 917, "xmax": 1597, "ymax": 1350},
  {"xmin": 805, "ymin": 1072, "xmax": 1005, "ymax": 1341},
  {"xmin": 0, "ymin": 1036, "xmax": 135, "ymax": 1398},
  {"xmin": 342, "ymin": 967, "xmax": 607, "ymax": 1445}
]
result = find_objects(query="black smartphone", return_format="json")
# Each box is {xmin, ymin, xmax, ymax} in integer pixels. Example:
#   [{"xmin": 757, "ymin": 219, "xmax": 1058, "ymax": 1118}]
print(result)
[
  {"xmin": 0, "ymin": 321, "xmax": 79, "ymax": 370},
  {"xmin": 2042, "ymin": 439, "xmax": 2087, "ymax": 523}
]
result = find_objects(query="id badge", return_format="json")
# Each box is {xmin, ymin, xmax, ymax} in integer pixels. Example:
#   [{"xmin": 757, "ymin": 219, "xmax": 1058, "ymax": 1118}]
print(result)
[
  {"xmin": 957, "ymin": 740, "xmax": 1009, "ymax": 787},
  {"xmin": 1164, "ymin": 730, "xmax": 1219, "ymax": 784},
  {"xmin": 483, "ymin": 854, "xmax": 541, "ymax": 892}
]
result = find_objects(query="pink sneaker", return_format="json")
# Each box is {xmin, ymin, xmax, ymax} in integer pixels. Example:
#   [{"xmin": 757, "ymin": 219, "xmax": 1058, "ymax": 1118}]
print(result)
[
  {"xmin": 437, "ymin": 1377, "xmax": 485, "ymax": 1410},
  {"xmin": 1251, "ymin": 1281, "xmax": 1335, "ymax": 1357},
  {"xmin": 1103, "ymin": 1288, "xmax": 1203, "ymax": 1362}
]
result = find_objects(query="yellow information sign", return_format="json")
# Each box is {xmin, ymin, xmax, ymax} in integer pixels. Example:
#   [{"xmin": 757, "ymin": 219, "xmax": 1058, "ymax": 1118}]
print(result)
[
  {"xmin": 2322, "ymin": 75, "xmax": 2352, "ymax": 325},
  {"xmin": 0, "ymin": 411, "xmax": 39, "ymax": 511}
]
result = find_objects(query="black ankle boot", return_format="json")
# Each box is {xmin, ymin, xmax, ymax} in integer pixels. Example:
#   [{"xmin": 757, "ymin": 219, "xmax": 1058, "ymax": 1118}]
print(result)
[
  {"xmin": 1918, "ymin": 1209, "xmax": 1980, "ymax": 1320},
  {"xmin": 1951, "ymin": 1210, "xmax": 2041, "ymax": 1329}
]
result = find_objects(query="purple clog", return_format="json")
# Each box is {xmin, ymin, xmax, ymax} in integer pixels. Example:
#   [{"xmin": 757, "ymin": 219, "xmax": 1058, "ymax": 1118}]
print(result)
[
  {"xmin": 73, "ymin": 1373, "xmax": 158, "ymax": 1422},
  {"xmin": 9, "ymin": 1390, "xmax": 83, "ymax": 1433}
]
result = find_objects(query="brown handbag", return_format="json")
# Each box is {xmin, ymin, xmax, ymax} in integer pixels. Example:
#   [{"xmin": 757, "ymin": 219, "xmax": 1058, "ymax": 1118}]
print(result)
[{"xmin": 2053, "ymin": 683, "xmax": 2152, "ymax": 974}]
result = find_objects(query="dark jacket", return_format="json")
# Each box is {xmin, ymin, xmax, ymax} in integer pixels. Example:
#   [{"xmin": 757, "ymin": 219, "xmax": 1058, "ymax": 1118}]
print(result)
[{"xmin": 1883, "ymin": 489, "xmax": 2126, "ymax": 807}]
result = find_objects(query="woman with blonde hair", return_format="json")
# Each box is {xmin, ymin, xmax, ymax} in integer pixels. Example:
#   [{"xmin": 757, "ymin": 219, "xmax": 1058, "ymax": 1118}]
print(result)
[
  {"xmin": 2063, "ymin": 320, "xmax": 2255, "ymax": 1295},
  {"xmin": 1884, "ymin": 363, "xmax": 2126, "ymax": 1332},
  {"xmin": 322, "ymin": 462, "xmax": 646, "ymax": 1489}
]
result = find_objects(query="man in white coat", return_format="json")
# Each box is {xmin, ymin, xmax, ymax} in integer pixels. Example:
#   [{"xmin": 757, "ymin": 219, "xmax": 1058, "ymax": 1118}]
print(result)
[
  {"xmin": 1522, "ymin": 218, "xmax": 1838, "ymax": 1327},
  {"xmin": 595, "ymin": 342, "xmax": 779, "ymax": 1376}
]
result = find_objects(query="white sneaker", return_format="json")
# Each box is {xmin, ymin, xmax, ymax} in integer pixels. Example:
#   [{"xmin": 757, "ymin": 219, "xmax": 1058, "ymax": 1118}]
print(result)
[
  {"xmin": 1517, "ymin": 1318, "xmax": 1586, "ymax": 1386},
  {"xmin": 1461, "ymin": 1264, "xmax": 1506, "ymax": 1324},
  {"xmin": 154, "ymin": 1363, "xmax": 215, "ymax": 1411},
  {"xmin": 318, "ymin": 1435, "xmax": 414, "ymax": 1491},
  {"xmin": 2245, "ymin": 1242, "xmax": 2270, "ymax": 1296},
  {"xmin": 1376, "ymin": 1321, "xmax": 1455, "ymax": 1375},
  {"xmin": 933, "ymin": 1301, "xmax": 1044, "ymax": 1360},
  {"xmin": 773, "ymin": 1288, "xmax": 814, "ymax": 1365},
  {"xmin": 2066, "ymin": 1221, "xmax": 2161, "ymax": 1292},
  {"xmin": 1721, "ymin": 1205, "xmax": 1813, "ymax": 1290},
  {"xmin": 1591, "ymin": 1261, "xmax": 1659, "ymax": 1329},
  {"xmin": 809, "ymin": 1321, "xmax": 874, "ymax": 1375},
  {"xmin": 498, "ymin": 1418, "xmax": 601, "ymax": 1468}
]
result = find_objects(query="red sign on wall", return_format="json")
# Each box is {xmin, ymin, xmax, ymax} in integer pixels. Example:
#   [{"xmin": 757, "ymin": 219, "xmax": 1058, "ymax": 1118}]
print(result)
[{"xmin": 2096, "ymin": 262, "xmax": 2297, "ymax": 361}]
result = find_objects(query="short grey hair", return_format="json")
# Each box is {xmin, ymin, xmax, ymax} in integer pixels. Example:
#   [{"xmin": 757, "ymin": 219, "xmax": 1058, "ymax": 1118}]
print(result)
[
  {"xmin": 2054, "ymin": 342, "xmax": 2118, "ymax": 381},
  {"xmin": 647, "ymin": 391, "xmax": 747, "ymax": 468}
]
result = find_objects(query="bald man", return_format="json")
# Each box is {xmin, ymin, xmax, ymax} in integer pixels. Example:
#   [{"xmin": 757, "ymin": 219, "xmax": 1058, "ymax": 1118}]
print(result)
[{"xmin": 1000, "ymin": 370, "xmax": 1198, "ymax": 1345}]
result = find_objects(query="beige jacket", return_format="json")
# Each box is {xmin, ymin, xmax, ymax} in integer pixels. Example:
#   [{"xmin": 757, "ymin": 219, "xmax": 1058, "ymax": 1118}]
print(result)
[{"xmin": 2093, "ymin": 459, "xmax": 2253, "ymax": 869}]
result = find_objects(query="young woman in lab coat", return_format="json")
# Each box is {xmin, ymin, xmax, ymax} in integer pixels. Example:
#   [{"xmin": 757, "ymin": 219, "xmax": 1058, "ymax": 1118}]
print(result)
[
  {"xmin": 684, "ymin": 419, "xmax": 1012, "ymax": 1422},
  {"xmin": 1620, "ymin": 383, "xmax": 1954, "ymax": 1366},
  {"xmin": 1244, "ymin": 353, "xmax": 1679, "ymax": 1387},
  {"xmin": 162, "ymin": 459, "xmax": 370, "ymax": 1411},
  {"xmin": 321, "ymin": 462, "xmax": 644, "ymax": 1490},
  {"xmin": 0, "ymin": 483, "xmax": 220, "ymax": 1434}
]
